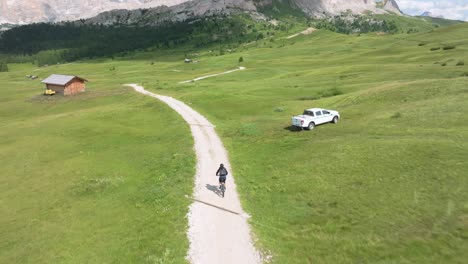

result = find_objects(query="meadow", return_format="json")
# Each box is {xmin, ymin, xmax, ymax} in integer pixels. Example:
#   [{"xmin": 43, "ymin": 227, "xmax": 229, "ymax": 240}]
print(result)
[
  {"xmin": 0, "ymin": 64, "xmax": 195, "ymax": 263},
  {"xmin": 1, "ymin": 22, "xmax": 467, "ymax": 263}
]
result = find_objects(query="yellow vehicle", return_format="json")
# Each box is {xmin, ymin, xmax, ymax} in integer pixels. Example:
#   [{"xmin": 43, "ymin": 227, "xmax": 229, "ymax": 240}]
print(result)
[{"xmin": 44, "ymin": 89, "xmax": 56, "ymax": 95}]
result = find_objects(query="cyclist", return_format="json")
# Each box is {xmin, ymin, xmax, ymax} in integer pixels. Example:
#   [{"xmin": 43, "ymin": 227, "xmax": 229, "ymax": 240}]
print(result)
[{"xmin": 216, "ymin": 163, "xmax": 228, "ymax": 190}]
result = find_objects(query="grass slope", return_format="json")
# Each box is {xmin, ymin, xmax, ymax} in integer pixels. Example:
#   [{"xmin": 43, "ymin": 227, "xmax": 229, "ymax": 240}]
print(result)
[
  {"xmin": 0, "ymin": 64, "xmax": 195, "ymax": 263},
  {"xmin": 375, "ymin": 14, "xmax": 464, "ymax": 33},
  {"xmin": 1, "ymin": 22, "xmax": 467, "ymax": 263},
  {"xmin": 143, "ymin": 24, "xmax": 466, "ymax": 263}
]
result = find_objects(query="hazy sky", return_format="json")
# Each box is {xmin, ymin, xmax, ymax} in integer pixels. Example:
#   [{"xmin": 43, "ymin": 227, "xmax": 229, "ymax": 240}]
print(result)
[{"xmin": 396, "ymin": 0, "xmax": 468, "ymax": 21}]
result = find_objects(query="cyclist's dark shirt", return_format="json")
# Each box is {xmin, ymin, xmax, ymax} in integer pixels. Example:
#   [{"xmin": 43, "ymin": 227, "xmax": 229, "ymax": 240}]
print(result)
[{"xmin": 216, "ymin": 166, "xmax": 228, "ymax": 176}]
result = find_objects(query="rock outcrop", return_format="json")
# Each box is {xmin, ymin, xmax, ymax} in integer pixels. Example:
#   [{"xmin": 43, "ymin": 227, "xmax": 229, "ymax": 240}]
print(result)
[
  {"xmin": 0, "ymin": 0, "xmax": 186, "ymax": 24},
  {"xmin": 0, "ymin": 0, "xmax": 401, "ymax": 25}
]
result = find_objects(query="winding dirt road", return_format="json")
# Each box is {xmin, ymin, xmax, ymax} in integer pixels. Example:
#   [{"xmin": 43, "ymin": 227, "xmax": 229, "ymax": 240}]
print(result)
[
  {"xmin": 126, "ymin": 84, "xmax": 261, "ymax": 264},
  {"xmin": 179, "ymin": 67, "xmax": 246, "ymax": 84},
  {"xmin": 286, "ymin": 27, "xmax": 316, "ymax": 39}
]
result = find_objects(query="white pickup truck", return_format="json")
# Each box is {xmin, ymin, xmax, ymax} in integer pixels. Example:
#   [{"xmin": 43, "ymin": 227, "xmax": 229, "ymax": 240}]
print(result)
[{"xmin": 291, "ymin": 108, "xmax": 340, "ymax": 130}]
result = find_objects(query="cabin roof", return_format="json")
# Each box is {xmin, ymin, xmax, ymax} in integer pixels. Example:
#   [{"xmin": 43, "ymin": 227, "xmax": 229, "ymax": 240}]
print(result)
[{"xmin": 41, "ymin": 74, "xmax": 88, "ymax": 86}]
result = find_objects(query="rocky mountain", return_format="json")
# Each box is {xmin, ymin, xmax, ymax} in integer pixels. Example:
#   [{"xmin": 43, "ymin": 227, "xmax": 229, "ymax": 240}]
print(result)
[
  {"xmin": 289, "ymin": 0, "xmax": 401, "ymax": 18},
  {"xmin": 420, "ymin": 11, "xmax": 444, "ymax": 19},
  {"xmin": 0, "ymin": 0, "xmax": 186, "ymax": 24},
  {"xmin": 83, "ymin": 0, "xmax": 258, "ymax": 26},
  {"xmin": 0, "ymin": 0, "xmax": 401, "ymax": 25}
]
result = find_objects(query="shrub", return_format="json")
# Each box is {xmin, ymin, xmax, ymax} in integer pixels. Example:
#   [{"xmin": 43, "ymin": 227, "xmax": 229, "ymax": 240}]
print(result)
[
  {"xmin": 441, "ymin": 63, "xmax": 447, "ymax": 66},
  {"xmin": 430, "ymin": 47, "xmax": 441, "ymax": 51},
  {"xmin": 456, "ymin": 61, "xmax": 464, "ymax": 66},
  {"xmin": 391, "ymin": 112, "xmax": 402, "ymax": 119},
  {"xmin": 297, "ymin": 88, "xmax": 343, "ymax": 101},
  {"xmin": 274, "ymin": 107, "xmax": 284, "ymax": 112},
  {"xmin": 443, "ymin": 45, "xmax": 456, "ymax": 50},
  {"xmin": 239, "ymin": 56, "xmax": 244, "ymax": 63},
  {"xmin": 320, "ymin": 87, "xmax": 343, "ymax": 98},
  {"xmin": 462, "ymin": 72, "xmax": 468, "ymax": 77},
  {"xmin": 0, "ymin": 61, "xmax": 8, "ymax": 72},
  {"xmin": 298, "ymin": 95, "xmax": 320, "ymax": 101},
  {"xmin": 418, "ymin": 43, "xmax": 426, "ymax": 46}
]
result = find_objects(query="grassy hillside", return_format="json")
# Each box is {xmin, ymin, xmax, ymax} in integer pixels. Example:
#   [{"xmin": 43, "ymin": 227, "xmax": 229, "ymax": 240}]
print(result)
[
  {"xmin": 1, "ymin": 21, "xmax": 467, "ymax": 263},
  {"xmin": 141, "ymin": 23, "xmax": 467, "ymax": 263},
  {"xmin": 0, "ymin": 64, "xmax": 195, "ymax": 263},
  {"xmin": 375, "ymin": 14, "xmax": 464, "ymax": 33}
]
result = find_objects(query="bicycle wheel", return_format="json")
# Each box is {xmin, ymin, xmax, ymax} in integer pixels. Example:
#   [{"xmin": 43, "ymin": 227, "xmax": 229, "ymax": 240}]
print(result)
[{"xmin": 220, "ymin": 184, "xmax": 225, "ymax": 197}]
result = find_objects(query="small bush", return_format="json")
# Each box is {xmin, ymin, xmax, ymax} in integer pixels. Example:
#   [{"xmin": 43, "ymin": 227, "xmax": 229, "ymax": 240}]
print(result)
[
  {"xmin": 320, "ymin": 87, "xmax": 343, "ymax": 98},
  {"xmin": 418, "ymin": 43, "xmax": 426, "ymax": 46},
  {"xmin": 239, "ymin": 56, "xmax": 244, "ymax": 63},
  {"xmin": 391, "ymin": 112, "xmax": 402, "ymax": 119},
  {"xmin": 298, "ymin": 96, "xmax": 319, "ymax": 101},
  {"xmin": 441, "ymin": 63, "xmax": 447, "ymax": 66},
  {"xmin": 456, "ymin": 61, "xmax": 464, "ymax": 66},
  {"xmin": 297, "ymin": 88, "xmax": 343, "ymax": 101},
  {"xmin": 0, "ymin": 61, "xmax": 8, "ymax": 72},
  {"xmin": 430, "ymin": 47, "xmax": 441, "ymax": 51},
  {"xmin": 274, "ymin": 107, "xmax": 284, "ymax": 112},
  {"xmin": 443, "ymin": 45, "xmax": 456, "ymax": 50},
  {"xmin": 462, "ymin": 72, "xmax": 468, "ymax": 77}
]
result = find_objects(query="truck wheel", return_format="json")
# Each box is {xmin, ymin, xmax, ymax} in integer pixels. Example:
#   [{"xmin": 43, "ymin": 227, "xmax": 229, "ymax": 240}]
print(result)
[
  {"xmin": 306, "ymin": 122, "xmax": 315, "ymax": 130},
  {"xmin": 332, "ymin": 116, "xmax": 339, "ymax": 124}
]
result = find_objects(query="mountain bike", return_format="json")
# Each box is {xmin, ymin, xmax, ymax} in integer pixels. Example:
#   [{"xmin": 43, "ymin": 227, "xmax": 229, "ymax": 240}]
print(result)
[{"xmin": 219, "ymin": 183, "xmax": 226, "ymax": 198}]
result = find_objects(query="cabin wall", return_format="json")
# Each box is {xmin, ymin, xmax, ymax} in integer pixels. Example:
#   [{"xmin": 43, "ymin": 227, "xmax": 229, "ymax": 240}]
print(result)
[{"xmin": 64, "ymin": 80, "xmax": 85, "ymax": 95}]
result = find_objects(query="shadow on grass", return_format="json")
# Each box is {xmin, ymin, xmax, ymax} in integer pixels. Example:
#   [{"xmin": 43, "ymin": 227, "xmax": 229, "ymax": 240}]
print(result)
[
  {"xmin": 205, "ymin": 184, "xmax": 223, "ymax": 197},
  {"xmin": 284, "ymin": 125, "xmax": 303, "ymax": 132}
]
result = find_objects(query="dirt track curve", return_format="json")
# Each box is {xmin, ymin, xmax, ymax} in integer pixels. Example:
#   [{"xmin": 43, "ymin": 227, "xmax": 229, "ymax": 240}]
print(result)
[{"xmin": 126, "ymin": 84, "xmax": 261, "ymax": 264}]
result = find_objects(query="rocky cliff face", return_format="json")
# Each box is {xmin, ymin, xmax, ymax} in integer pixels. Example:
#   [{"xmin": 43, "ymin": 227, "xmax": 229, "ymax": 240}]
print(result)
[
  {"xmin": 291, "ymin": 0, "xmax": 401, "ymax": 18},
  {"xmin": 0, "ymin": 0, "xmax": 401, "ymax": 24},
  {"xmin": 382, "ymin": 0, "xmax": 401, "ymax": 14},
  {"xmin": 84, "ymin": 0, "xmax": 257, "ymax": 26},
  {"xmin": 0, "ymin": 0, "xmax": 187, "ymax": 24}
]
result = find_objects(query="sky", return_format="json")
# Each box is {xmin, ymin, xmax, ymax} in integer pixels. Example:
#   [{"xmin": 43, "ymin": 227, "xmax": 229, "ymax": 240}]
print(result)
[{"xmin": 395, "ymin": 0, "xmax": 468, "ymax": 21}]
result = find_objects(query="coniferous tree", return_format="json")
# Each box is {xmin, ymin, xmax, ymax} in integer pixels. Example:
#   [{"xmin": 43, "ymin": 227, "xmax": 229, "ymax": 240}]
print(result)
[{"xmin": 0, "ymin": 61, "xmax": 8, "ymax": 72}]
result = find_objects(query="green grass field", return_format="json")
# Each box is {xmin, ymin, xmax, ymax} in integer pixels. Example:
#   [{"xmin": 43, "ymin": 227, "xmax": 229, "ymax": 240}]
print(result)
[
  {"xmin": 1, "ymin": 22, "xmax": 467, "ymax": 263},
  {"xmin": 0, "ymin": 64, "xmax": 195, "ymax": 263}
]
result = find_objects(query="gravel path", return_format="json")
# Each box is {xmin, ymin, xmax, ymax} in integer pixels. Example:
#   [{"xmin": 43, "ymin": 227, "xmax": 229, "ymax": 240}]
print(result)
[
  {"xmin": 126, "ymin": 84, "xmax": 261, "ymax": 264},
  {"xmin": 286, "ymin": 27, "xmax": 316, "ymax": 39},
  {"xmin": 179, "ymin": 67, "xmax": 246, "ymax": 83}
]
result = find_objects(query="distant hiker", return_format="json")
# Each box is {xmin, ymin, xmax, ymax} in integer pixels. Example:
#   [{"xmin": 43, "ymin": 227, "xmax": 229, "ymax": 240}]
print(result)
[{"xmin": 216, "ymin": 163, "xmax": 228, "ymax": 188}]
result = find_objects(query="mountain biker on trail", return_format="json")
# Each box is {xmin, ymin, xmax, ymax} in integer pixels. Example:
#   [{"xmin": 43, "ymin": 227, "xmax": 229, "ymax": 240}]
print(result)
[{"xmin": 216, "ymin": 163, "xmax": 228, "ymax": 189}]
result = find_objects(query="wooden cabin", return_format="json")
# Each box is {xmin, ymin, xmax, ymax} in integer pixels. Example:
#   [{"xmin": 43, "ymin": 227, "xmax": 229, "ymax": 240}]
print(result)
[{"xmin": 41, "ymin": 74, "xmax": 88, "ymax": 96}]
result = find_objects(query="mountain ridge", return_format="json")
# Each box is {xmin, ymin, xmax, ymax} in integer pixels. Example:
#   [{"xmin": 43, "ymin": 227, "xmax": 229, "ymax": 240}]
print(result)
[{"xmin": 0, "ymin": 0, "xmax": 401, "ymax": 25}]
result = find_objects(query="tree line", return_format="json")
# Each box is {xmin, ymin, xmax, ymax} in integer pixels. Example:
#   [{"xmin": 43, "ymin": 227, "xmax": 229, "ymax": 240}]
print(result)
[
  {"xmin": 0, "ymin": 15, "xmax": 268, "ymax": 66},
  {"xmin": 0, "ymin": 61, "xmax": 8, "ymax": 72},
  {"xmin": 0, "ymin": 13, "xmax": 403, "ymax": 66},
  {"xmin": 311, "ymin": 15, "xmax": 398, "ymax": 34}
]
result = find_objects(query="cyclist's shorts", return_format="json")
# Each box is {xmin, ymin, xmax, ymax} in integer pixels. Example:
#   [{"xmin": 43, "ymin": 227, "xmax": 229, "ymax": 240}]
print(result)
[{"xmin": 219, "ymin": 176, "xmax": 227, "ymax": 183}]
